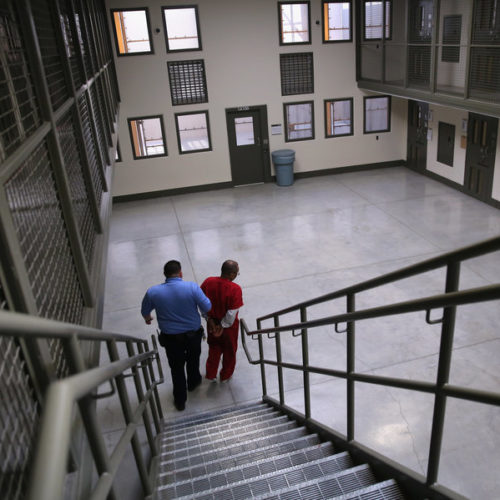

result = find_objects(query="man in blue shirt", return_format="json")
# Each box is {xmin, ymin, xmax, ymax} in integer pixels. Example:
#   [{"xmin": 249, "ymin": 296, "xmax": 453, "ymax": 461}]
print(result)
[{"xmin": 142, "ymin": 260, "xmax": 211, "ymax": 411}]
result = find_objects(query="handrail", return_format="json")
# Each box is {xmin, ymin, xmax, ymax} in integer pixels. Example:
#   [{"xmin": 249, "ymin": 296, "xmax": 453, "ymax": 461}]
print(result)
[{"xmin": 257, "ymin": 235, "xmax": 500, "ymax": 321}]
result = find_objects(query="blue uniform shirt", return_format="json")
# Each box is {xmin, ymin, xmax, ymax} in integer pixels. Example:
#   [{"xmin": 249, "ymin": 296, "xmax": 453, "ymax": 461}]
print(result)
[{"xmin": 141, "ymin": 277, "xmax": 211, "ymax": 334}]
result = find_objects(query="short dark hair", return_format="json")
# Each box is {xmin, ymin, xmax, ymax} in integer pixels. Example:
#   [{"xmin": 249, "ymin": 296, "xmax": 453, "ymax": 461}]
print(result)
[
  {"xmin": 164, "ymin": 260, "xmax": 181, "ymax": 277},
  {"xmin": 221, "ymin": 260, "xmax": 238, "ymax": 276}
]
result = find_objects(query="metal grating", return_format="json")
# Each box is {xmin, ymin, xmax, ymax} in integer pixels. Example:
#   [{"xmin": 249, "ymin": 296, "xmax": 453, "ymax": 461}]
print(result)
[
  {"xmin": 408, "ymin": 45, "xmax": 431, "ymax": 86},
  {"xmin": 72, "ymin": 0, "xmax": 93, "ymax": 80},
  {"xmin": 95, "ymin": 76, "xmax": 111, "ymax": 145},
  {"xmin": 77, "ymin": 94, "xmax": 103, "ymax": 204},
  {"xmin": 0, "ymin": 2, "xmax": 41, "ymax": 162},
  {"xmin": 88, "ymin": 83, "xmax": 108, "ymax": 167},
  {"xmin": 469, "ymin": 47, "xmax": 500, "ymax": 97},
  {"xmin": 280, "ymin": 52, "xmax": 314, "ymax": 96},
  {"xmin": 0, "ymin": 334, "xmax": 40, "ymax": 500},
  {"xmin": 4, "ymin": 141, "xmax": 85, "ymax": 326},
  {"xmin": 472, "ymin": 0, "xmax": 500, "ymax": 45},
  {"xmin": 31, "ymin": 0, "xmax": 69, "ymax": 111},
  {"xmin": 408, "ymin": 0, "xmax": 433, "ymax": 43},
  {"xmin": 57, "ymin": 0, "xmax": 84, "ymax": 90},
  {"xmin": 57, "ymin": 110, "xmax": 98, "ymax": 266},
  {"xmin": 168, "ymin": 60, "xmax": 208, "ymax": 106}
]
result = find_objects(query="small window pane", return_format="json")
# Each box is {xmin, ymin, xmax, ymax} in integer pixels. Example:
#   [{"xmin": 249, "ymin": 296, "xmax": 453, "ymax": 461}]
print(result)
[
  {"xmin": 163, "ymin": 6, "xmax": 201, "ymax": 52},
  {"xmin": 176, "ymin": 111, "xmax": 211, "ymax": 153},
  {"xmin": 284, "ymin": 101, "xmax": 314, "ymax": 141},
  {"xmin": 323, "ymin": 1, "xmax": 352, "ymax": 42},
  {"xmin": 111, "ymin": 9, "xmax": 152, "ymax": 55},
  {"xmin": 364, "ymin": 96, "xmax": 390, "ymax": 133},
  {"xmin": 235, "ymin": 117, "xmax": 255, "ymax": 146},
  {"xmin": 279, "ymin": 2, "xmax": 310, "ymax": 44},
  {"xmin": 364, "ymin": 1, "xmax": 391, "ymax": 40},
  {"xmin": 325, "ymin": 98, "xmax": 353, "ymax": 137},
  {"xmin": 128, "ymin": 116, "xmax": 167, "ymax": 159}
]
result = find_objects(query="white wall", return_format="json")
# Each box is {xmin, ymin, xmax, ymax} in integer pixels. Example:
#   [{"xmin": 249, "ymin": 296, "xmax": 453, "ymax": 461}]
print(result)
[{"xmin": 107, "ymin": 0, "xmax": 407, "ymax": 197}]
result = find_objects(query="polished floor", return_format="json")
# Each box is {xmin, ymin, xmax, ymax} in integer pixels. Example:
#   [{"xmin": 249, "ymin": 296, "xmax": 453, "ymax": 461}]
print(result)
[{"xmin": 101, "ymin": 166, "xmax": 500, "ymax": 499}]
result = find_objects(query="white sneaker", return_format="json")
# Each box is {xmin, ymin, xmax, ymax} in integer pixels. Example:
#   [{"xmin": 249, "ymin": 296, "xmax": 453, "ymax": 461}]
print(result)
[{"xmin": 221, "ymin": 377, "xmax": 232, "ymax": 384}]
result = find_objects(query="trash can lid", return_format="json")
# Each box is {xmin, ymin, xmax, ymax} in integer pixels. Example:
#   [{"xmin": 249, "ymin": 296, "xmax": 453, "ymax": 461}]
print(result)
[{"xmin": 271, "ymin": 149, "xmax": 295, "ymax": 157}]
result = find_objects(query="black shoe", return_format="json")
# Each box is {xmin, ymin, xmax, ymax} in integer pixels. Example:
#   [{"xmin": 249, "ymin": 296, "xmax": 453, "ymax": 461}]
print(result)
[
  {"xmin": 187, "ymin": 378, "xmax": 202, "ymax": 392},
  {"xmin": 174, "ymin": 401, "xmax": 185, "ymax": 411}
]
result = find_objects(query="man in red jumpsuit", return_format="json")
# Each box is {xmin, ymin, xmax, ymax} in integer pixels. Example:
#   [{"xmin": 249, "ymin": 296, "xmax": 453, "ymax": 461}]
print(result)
[{"xmin": 201, "ymin": 260, "xmax": 243, "ymax": 382}]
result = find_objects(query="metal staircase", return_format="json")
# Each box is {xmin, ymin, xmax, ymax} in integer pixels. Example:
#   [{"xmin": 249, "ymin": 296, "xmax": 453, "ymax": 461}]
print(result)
[{"xmin": 154, "ymin": 402, "xmax": 405, "ymax": 499}]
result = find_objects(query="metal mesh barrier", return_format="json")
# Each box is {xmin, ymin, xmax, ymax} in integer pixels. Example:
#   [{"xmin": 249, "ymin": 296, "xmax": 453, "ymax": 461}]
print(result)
[
  {"xmin": 30, "ymin": 0, "xmax": 69, "ymax": 111},
  {"xmin": 77, "ymin": 94, "xmax": 103, "ymax": 204},
  {"xmin": 57, "ymin": 110, "xmax": 98, "ymax": 266},
  {"xmin": 88, "ymin": 82, "xmax": 109, "ymax": 166},
  {"xmin": 72, "ymin": 0, "xmax": 93, "ymax": 80},
  {"xmin": 95, "ymin": 76, "xmax": 111, "ymax": 146},
  {"xmin": 280, "ymin": 52, "xmax": 314, "ymax": 96},
  {"xmin": 0, "ymin": 3, "xmax": 41, "ymax": 162},
  {"xmin": 168, "ymin": 60, "xmax": 208, "ymax": 105}
]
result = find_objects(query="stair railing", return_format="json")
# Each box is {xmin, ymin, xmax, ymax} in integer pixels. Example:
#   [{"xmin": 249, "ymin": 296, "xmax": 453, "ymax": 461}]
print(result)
[
  {"xmin": 0, "ymin": 309, "xmax": 164, "ymax": 500},
  {"xmin": 240, "ymin": 235, "xmax": 500, "ymax": 499}
]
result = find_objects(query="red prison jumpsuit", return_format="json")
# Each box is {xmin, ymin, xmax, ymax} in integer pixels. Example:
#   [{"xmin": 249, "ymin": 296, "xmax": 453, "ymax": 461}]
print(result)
[{"xmin": 201, "ymin": 276, "xmax": 243, "ymax": 381}]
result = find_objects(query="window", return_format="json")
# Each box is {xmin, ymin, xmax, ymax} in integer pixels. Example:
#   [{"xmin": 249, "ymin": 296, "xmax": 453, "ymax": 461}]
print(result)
[
  {"xmin": 325, "ymin": 98, "xmax": 353, "ymax": 137},
  {"xmin": 363, "ymin": 96, "xmax": 391, "ymax": 133},
  {"xmin": 111, "ymin": 8, "xmax": 153, "ymax": 55},
  {"xmin": 128, "ymin": 115, "xmax": 167, "ymax": 159},
  {"xmin": 278, "ymin": 2, "xmax": 311, "ymax": 44},
  {"xmin": 284, "ymin": 101, "xmax": 314, "ymax": 141},
  {"xmin": 323, "ymin": 1, "xmax": 352, "ymax": 42},
  {"xmin": 167, "ymin": 60, "xmax": 208, "ymax": 105},
  {"xmin": 280, "ymin": 53, "xmax": 314, "ymax": 95},
  {"xmin": 162, "ymin": 6, "xmax": 201, "ymax": 52},
  {"xmin": 364, "ymin": 1, "xmax": 391, "ymax": 40},
  {"xmin": 175, "ymin": 111, "xmax": 211, "ymax": 154}
]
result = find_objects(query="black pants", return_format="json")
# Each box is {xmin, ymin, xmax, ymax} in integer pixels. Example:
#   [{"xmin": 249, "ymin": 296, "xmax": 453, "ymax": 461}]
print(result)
[{"xmin": 160, "ymin": 329, "xmax": 203, "ymax": 405}]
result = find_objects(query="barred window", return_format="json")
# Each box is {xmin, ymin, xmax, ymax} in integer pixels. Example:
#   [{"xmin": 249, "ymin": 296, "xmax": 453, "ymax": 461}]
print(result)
[
  {"xmin": 167, "ymin": 60, "xmax": 208, "ymax": 105},
  {"xmin": 163, "ymin": 6, "xmax": 202, "ymax": 52},
  {"xmin": 284, "ymin": 101, "xmax": 314, "ymax": 141},
  {"xmin": 128, "ymin": 115, "xmax": 167, "ymax": 159},
  {"xmin": 323, "ymin": 1, "xmax": 352, "ymax": 42},
  {"xmin": 278, "ymin": 2, "xmax": 311, "ymax": 45},
  {"xmin": 364, "ymin": 95, "xmax": 391, "ymax": 133},
  {"xmin": 325, "ymin": 98, "xmax": 353, "ymax": 137},
  {"xmin": 111, "ymin": 8, "xmax": 153, "ymax": 55},
  {"xmin": 280, "ymin": 52, "xmax": 314, "ymax": 96},
  {"xmin": 364, "ymin": 0, "xmax": 391, "ymax": 40}
]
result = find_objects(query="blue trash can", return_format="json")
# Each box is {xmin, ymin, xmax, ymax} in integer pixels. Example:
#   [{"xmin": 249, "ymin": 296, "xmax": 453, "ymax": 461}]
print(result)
[{"xmin": 271, "ymin": 149, "xmax": 295, "ymax": 186}]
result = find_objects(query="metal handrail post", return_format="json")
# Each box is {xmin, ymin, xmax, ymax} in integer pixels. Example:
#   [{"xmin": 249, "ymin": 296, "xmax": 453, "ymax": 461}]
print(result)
[
  {"xmin": 300, "ymin": 306, "xmax": 311, "ymax": 420},
  {"xmin": 255, "ymin": 319, "xmax": 267, "ymax": 397},
  {"xmin": 126, "ymin": 341, "xmax": 157, "ymax": 457},
  {"xmin": 138, "ymin": 340, "xmax": 162, "ymax": 432},
  {"xmin": 63, "ymin": 335, "xmax": 118, "ymax": 500},
  {"xmin": 426, "ymin": 261, "xmax": 460, "ymax": 486},
  {"xmin": 107, "ymin": 340, "xmax": 152, "ymax": 496},
  {"xmin": 151, "ymin": 334, "xmax": 165, "ymax": 420},
  {"xmin": 346, "ymin": 293, "xmax": 356, "ymax": 441},
  {"xmin": 274, "ymin": 315, "xmax": 285, "ymax": 405}
]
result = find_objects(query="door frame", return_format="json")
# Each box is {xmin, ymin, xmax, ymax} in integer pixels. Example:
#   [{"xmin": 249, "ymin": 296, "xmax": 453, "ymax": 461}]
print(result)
[{"xmin": 225, "ymin": 104, "xmax": 272, "ymax": 185}]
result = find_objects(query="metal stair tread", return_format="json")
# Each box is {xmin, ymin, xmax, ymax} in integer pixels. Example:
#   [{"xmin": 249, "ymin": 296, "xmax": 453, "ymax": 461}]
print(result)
[
  {"xmin": 161, "ymin": 407, "xmax": 279, "ymax": 442},
  {"xmin": 158, "ymin": 427, "xmax": 311, "ymax": 471},
  {"xmin": 160, "ymin": 462, "xmax": 372, "ymax": 500},
  {"xmin": 161, "ymin": 414, "xmax": 291, "ymax": 452},
  {"xmin": 157, "ymin": 442, "xmax": 339, "ymax": 493},
  {"xmin": 334, "ymin": 479, "xmax": 404, "ymax": 499},
  {"xmin": 158, "ymin": 432, "xmax": 321, "ymax": 477},
  {"xmin": 159, "ymin": 419, "xmax": 299, "ymax": 460}
]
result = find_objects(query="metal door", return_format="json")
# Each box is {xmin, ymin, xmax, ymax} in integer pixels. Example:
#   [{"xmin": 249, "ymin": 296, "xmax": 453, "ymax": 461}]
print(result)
[
  {"xmin": 464, "ymin": 113, "xmax": 498, "ymax": 202},
  {"xmin": 226, "ymin": 107, "xmax": 269, "ymax": 186},
  {"xmin": 407, "ymin": 100, "xmax": 429, "ymax": 172}
]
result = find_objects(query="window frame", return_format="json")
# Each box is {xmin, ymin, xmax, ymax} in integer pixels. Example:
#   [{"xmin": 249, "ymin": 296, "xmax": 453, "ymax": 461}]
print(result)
[
  {"xmin": 363, "ymin": 95, "xmax": 391, "ymax": 134},
  {"xmin": 167, "ymin": 59, "xmax": 208, "ymax": 106},
  {"xmin": 280, "ymin": 52, "xmax": 314, "ymax": 96},
  {"xmin": 324, "ymin": 97, "xmax": 354, "ymax": 138},
  {"xmin": 110, "ymin": 7, "xmax": 154, "ymax": 56},
  {"xmin": 283, "ymin": 100, "xmax": 315, "ymax": 142},
  {"xmin": 127, "ymin": 114, "xmax": 167, "ymax": 160},
  {"xmin": 363, "ymin": 0, "xmax": 392, "ymax": 41},
  {"xmin": 162, "ymin": 5, "xmax": 202, "ymax": 53},
  {"xmin": 278, "ymin": 1, "xmax": 312, "ymax": 46},
  {"xmin": 174, "ymin": 110, "xmax": 212, "ymax": 154},
  {"xmin": 322, "ymin": 1, "xmax": 352, "ymax": 43}
]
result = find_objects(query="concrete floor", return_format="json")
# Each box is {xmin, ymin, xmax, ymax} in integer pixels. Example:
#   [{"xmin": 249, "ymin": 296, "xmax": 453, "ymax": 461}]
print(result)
[{"xmin": 101, "ymin": 166, "xmax": 500, "ymax": 499}]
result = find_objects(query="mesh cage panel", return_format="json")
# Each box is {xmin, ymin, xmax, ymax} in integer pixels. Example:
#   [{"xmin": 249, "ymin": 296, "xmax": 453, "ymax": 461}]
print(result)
[
  {"xmin": 57, "ymin": 0, "xmax": 83, "ymax": 90},
  {"xmin": 168, "ymin": 60, "xmax": 208, "ymax": 105},
  {"xmin": 469, "ymin": 47, "xmax": 500, "ymax": 99},
  {"xmin": 57, "ymin": 110, "xmax": 98, "ymax": 266},
  {"xmin": 4, "ymin": 141, "xmax": 85, "ymax": 327},
  {"xmin": 30, "ymin": 0, "xmax": 69, "ymax": 111},
  {"xmin": 472, "ymin": 0, "xmax": 500, "ymax": 45},
  {"xmin": 73, "ymin": 0, "xmax": 93, "ymax": 80},
  {"xmin": 408, "ymin": 45, "xmax": 431, "ymax": 87},
  {"xmin": 0, "ymin": 3, "xmax": 41, "ymax": 162},
  {"xmin": 95, "ymin": 76, "xmax": 111, "ymax": 145},
  {"xmin": 280, "ymin": 52, "xmax": 314, "ymax": 96},
  {"xmin": 80, "ymin": 1, "xmax": 97, "ymax": 76},
  {"xmin": 77, "ymin": 94, "xmax": 103, "ymax": 204},
  {"xmin": 0, "ymin": 335, "xmax": 40, "ymax": 500},
  {"xmin": 88, "ymin": 83, "xmax": 108, "ymax": 167}
]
